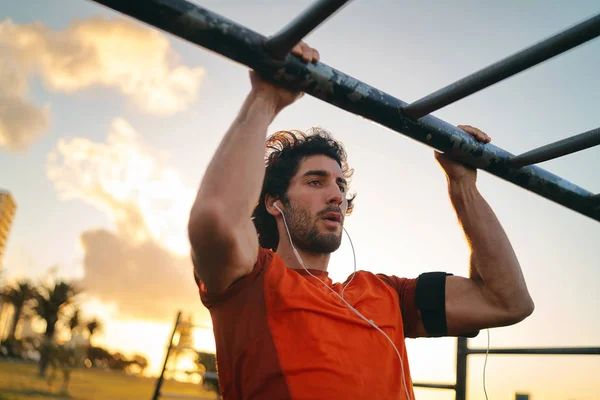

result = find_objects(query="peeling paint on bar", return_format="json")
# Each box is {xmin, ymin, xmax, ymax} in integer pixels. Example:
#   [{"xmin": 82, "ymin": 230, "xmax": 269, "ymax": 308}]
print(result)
[{"xmin": 90, "ymin": 0, "xmax": 600, "ymax": 222}]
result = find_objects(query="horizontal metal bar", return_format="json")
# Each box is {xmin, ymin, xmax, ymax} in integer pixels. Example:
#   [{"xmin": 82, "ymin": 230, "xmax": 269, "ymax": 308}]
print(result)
[
  {"xmin": 467, "ymin": 347, "xmax": 600, "ymax": 355},
  {"xmin": 413, "ymin": 382, "xmax": 456, "ymax": 390},
  {"xmin": 264, "ymin": 0, "xmax": 350, "ymax": 59},
  {"xmin": 511, "ymin": 127, "xmax": 600, "ymax": 167},
  {"xmin": 403, "ymin": 12, "xmax": 600, "ymax": 118},
  {"xmin": 159, "ymin": 393, "xmax": 212, "ymax": 400},
  {"xmin": 88, "ymin": 0, "xmax": 600, "ymax": 223}
]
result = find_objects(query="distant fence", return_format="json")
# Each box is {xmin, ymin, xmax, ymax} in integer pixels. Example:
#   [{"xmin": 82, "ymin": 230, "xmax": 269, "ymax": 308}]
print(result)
[{"xmin": 415, "ymin": 336, "xmax": 600, "ymax": 400}]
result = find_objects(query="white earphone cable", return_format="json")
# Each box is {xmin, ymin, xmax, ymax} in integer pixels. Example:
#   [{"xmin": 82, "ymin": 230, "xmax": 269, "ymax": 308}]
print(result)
[{"xmin": 278, "ymin": 204, "xmax": 412, "ymax": 400}]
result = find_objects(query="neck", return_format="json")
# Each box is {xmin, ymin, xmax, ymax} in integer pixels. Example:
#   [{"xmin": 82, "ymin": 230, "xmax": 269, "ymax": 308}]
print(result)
[{"xmin": 276, "ymin": 239, "xmax": 331, "ymax": 272}]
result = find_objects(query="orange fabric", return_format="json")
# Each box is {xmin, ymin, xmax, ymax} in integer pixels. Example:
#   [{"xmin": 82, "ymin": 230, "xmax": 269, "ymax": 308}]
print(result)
[{"xmin": 197, "ymin": 247, "xmax": 420, "ymax": 399}]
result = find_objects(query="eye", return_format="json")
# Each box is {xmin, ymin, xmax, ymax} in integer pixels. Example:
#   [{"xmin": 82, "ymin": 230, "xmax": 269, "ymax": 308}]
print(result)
[
  {"xmin": 308, "ymin": 180, "xmax": 322, "ymax": 187},
  {"xmin": 338, "ymin": 185, "xmax": 346, "ymax": 193}
]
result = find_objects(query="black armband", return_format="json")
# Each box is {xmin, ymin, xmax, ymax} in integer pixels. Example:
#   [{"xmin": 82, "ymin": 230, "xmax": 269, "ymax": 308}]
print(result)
[{"xmin": 415, "ymin": 272, "xmax": 452, "ymax": 337}]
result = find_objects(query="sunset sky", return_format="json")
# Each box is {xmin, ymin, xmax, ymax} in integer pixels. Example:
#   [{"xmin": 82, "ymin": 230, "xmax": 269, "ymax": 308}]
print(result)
[{"xmin": 1, "ymin": 0, "xmax": 599, "ymax": 399}]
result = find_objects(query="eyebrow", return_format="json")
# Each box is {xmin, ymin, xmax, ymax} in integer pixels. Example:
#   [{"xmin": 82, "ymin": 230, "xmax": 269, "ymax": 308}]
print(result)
[{"xmin": 301, "ymin": 170, "xmax": 347, "ymax": 186}]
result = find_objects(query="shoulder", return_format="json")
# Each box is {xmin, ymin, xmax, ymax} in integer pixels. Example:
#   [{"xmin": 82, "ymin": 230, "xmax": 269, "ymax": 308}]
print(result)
[{"xmin": 197, "ymin": 246, "xmax": 276, "ymax": 308}]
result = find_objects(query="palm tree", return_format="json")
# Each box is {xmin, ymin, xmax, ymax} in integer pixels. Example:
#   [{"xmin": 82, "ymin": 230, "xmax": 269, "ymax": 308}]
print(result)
[
  {"xmin": 68, "ymin": 308, "xmax": 80, "ymax": 334},
  {"xmin": 33, "ymin": 280, "xmax": 79, "ymax": 376},
  {"xmin": 85, "ymin": 318, "xmax": 102, "ymax": 344},
  {"xmin": 0, "ymin": 280, "xmax": 37, "ymax": 341}
]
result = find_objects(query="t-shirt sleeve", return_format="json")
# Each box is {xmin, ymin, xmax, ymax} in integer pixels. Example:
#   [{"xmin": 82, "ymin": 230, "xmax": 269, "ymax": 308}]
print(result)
[
  {"xmin": 376, "ymin": 274, "xmax": 420, "ymax": 338},
  {"xmin": 192, "ymin": 246, "xmax": 273, "ymax": 309}
]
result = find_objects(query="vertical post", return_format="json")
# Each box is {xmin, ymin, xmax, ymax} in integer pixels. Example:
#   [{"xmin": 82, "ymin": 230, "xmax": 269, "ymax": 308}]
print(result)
[
  {"xmin": 455, "ymin": 337, "xmax": 468, "ymax": 400},
  {"xmin": 152, "ymin": 311, "xmax": 182, "ymax": 400}
]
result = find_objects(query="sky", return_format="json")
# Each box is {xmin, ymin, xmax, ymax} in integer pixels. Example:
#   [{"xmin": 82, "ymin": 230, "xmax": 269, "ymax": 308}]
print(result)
[{"xmin": 1, "ymin": 0, "xmax": 599, "ymax": 398}]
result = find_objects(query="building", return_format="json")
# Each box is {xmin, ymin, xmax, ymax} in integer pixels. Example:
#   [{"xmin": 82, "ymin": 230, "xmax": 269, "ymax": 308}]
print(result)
[{"xmin": 0, "ymin": 189, "xmax": 17, "ymax": 270}]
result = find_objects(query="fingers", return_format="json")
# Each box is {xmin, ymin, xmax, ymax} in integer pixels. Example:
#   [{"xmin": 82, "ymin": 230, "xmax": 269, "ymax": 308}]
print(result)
[
  {"xmin": 458, "ymin": 124, "xmax": 491, "ymax": 143},
  {"xmin": 290, "ymin": 41, "xmax": 320, "ymax": 63}
]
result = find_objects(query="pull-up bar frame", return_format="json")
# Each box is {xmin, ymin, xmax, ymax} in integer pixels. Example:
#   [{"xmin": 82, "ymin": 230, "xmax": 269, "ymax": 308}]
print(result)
[{"xmin": 89, "ymin": 0, "xmax": 600, "ymax": 223}]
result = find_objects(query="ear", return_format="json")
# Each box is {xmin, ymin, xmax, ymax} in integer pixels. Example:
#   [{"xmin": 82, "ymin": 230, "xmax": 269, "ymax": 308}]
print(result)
[{"xmin": 265, "ymin": 194, "xmax": 281, "ymax": 217}]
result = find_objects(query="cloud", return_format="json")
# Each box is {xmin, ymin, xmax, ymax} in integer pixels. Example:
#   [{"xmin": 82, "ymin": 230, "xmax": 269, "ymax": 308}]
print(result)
[
  {"xmin": 0, "ymin": 58, "xmax": 50, "ymax": 151},
  {"xmin": 0, "ymin": 16, "xmax": 205, "ymax": 151},
  {"xmin": 78, "ymin": 228, "xmax": 200, "ymax": 322},
  {"xmin": 47, "ymin": 118, "xmax": 195, "ymax": 254},
  {"xmin": 47, "ymin": 118, "xmax": 201, "ymax": 321}
]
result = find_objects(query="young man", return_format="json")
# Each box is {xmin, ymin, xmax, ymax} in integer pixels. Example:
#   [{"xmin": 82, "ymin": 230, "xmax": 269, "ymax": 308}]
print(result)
[{"xmin": 188, "ymin": 42, "xmax": 534, "ymax": 399}]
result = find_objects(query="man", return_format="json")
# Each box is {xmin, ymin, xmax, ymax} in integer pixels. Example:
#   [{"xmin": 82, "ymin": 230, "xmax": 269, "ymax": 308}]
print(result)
[{"xmin": 188, "ymin": 42, "xmax": 534, "ymax": 399}]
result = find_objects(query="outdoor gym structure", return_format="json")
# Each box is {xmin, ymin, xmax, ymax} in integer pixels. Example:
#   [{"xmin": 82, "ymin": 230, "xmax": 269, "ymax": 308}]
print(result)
[
  {"xmin": 90, "ymin": 0, "xmax": 600, "ymax": 222},
  {"xmin": 85, "ymin": 1, "xmax": 600, "ymax": 399}
]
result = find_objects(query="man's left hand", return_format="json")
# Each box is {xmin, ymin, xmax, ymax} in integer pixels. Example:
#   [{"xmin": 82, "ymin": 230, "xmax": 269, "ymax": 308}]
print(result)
[{"xmin": 434, "ymin": 125, "xmax": 491, "ymax": 184}]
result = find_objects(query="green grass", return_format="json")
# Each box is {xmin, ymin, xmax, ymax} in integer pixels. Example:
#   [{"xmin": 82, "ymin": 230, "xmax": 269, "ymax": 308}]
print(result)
[{"xmin": 0, "ymin": 361, "xmax": 218, "ymax": 400}]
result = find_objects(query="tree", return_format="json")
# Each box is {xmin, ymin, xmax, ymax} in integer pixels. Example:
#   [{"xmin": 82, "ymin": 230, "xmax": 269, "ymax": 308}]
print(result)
[
  {"xmin": 33, "ymin": 280, "xmax": 79, "ymax": 376},
  {"xmin": 0, "ymin": 280, "xmax": 37, "ymax": 341},
  {"xmin": 86, "ymin": 318, "xmax": 102, "ymax": 344},
  {"xmin": 68, "ymin": 308, "xmax": 80, "ymax": 334}
]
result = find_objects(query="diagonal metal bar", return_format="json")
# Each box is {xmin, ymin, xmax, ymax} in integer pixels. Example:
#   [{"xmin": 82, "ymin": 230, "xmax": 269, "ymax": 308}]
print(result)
[
  {"xmin": 511, "ymin": 127, "xmax": 600, "ymax": 167},
  {"xmin": 264, "ymin": 0, "xmax": 351, "ymax": 59},
  {"xmin": 88, "ymin": 0, "xmax": 600, "ymax": 223},
  {"xmin": 403, "ymin": 12, "xmax": 600, "ymax": 119}
]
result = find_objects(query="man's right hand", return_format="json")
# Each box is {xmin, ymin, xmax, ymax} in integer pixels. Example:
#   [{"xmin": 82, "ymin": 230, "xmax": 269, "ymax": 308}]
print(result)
[{"xmin": 249, "ymin": 41, "xmax": 321, "ymax": 114}]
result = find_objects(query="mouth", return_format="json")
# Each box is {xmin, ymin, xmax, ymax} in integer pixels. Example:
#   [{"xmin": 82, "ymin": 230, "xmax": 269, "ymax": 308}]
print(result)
[{"xmin": 322, "ymin": 212, "xmax": 342, "ymax": 224}]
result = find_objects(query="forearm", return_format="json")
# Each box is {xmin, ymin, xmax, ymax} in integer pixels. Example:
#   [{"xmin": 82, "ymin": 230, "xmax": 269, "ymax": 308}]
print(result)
[
  {"xmin": 193, "ymin": 90, "xmax": 277, "ymax": 227},
  {"xmin": 449, "ymin": 180, "xmax": 533, "ymax": 311}
]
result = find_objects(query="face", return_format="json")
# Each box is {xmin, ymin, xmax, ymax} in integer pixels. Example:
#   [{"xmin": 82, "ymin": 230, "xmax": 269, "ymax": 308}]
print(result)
[{"xmin": 280, "ymin": 155, "xmax": 348, "ymax": 255}]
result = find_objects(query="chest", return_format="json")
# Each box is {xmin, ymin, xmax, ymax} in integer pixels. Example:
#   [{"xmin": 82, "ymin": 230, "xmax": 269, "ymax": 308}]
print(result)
[{"xmin": 264, "ymin": 270, "xmax": 402, "ymax": 335}]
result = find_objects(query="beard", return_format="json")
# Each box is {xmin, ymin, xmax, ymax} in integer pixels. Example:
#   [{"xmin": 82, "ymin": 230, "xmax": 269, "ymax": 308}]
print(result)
[{"xmin": 282, "ymin": 200, "xmax": 343, "ymax": 255}]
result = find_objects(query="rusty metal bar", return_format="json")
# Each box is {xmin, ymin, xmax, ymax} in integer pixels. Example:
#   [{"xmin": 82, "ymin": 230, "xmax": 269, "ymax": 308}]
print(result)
[
  {"xmin": 403, "ymin": 12, "xmax": 600, "ymax": 119},
  {"xmin": 264, "ymin": 0, "xmax": 351, "ymax": 59},
  {"xmin": 510, "ymin": 127, "xmax": 600, "ymax": 167},
  {"xmin": 88, "ymin": 0, "xmax": 600, "ymax": 223}
]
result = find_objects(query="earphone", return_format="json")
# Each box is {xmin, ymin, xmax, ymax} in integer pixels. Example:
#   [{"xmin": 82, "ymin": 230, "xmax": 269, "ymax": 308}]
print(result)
[{"xmin": 274, "ymin": 201, "xmax": 412, "ymax": 400}]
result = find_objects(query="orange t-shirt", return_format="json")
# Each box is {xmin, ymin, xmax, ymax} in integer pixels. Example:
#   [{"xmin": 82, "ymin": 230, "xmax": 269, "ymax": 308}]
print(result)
[{"xmin": 196, "ymin": 247, "xmax": 421, "ymax": 399}]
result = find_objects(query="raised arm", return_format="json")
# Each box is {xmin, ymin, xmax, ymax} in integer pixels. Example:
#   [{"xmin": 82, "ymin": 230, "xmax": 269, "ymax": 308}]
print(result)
[
  {"xmin": 408, "ymin": 125, "xmax": 534, "ymax": 338},
  {"xmin": 440, "ymin": 125, "xmax": 534, "ymax": 335},
  {"xmin": 188, "ymin": 43, "xmax": 320, "ymax": 293}
]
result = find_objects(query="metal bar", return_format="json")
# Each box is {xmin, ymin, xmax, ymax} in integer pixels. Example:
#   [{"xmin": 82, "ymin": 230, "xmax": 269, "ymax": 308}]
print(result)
[
  {"xmin": 455, "ymin": 337, "xmax": 468, "ymax": 400},
  {"xmin": 413, "ymin": 382, "xmax": 456, "ymax": 390},
  {"xmin": 88, "ymin": 0, "xmax": 600, "ymax": 223},
  {"xmin": 152, "ymin": 311, "xmax": 182, "ymax": 400},
  {"xmin": 264, "ymin": 0, "xmax": 351, "ymax": 59},
  {"xmin": 159, "ymin": 394, "xmax": 212, "ymax": 400},
  {"xmin": 403, "ymin": 12, "xmax": 600, "ymax": 118},
  {"xmin": 511, "ymin": 127, "xmax": 600, "ymax": 167},
  {"xmin": 468, "ymin": 346, "xmax": 600, "ymax": 355}
]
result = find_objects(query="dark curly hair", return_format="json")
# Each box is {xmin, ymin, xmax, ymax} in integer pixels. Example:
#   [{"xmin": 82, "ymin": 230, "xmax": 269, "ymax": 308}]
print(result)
[{"xmin": 252, "ymin": 128, "xmax": 356, "ymax": 251}]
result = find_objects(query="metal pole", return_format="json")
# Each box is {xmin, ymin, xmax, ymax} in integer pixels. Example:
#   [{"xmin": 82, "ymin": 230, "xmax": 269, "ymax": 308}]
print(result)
[
  {"xmin": 402, "ymin": 12, "xmax": 600, "ymax": 119},
  {"xmin": 467, "ymin": 346, "xmax": 600, "ymax": 355},
  {"xmin": 455, "ymin": 337, "xmax": 468, "ymax": 400},
  {"xmin": 264, "ymin": 0, "xmax": 351, "ymax": 59},
  {"xmin": 88, "ymin": 0, "xmax": 600, "ymax": 223},
  {"xmin": 152, "ymin": 311, "xmax": 182, "ymax": 400},
  {"xmin": 510, "ymin": 127, "xmax": 600, "ymax": 167}
]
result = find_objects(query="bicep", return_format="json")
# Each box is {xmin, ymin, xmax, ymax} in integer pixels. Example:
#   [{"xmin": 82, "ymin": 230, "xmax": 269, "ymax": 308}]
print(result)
[
  {"xmin": 445, "ymin": 276, "xmax": 512, "ymax": 335},
  {"xmin": 189, "ymin": 211, "xmax": 258, "ymax": 293}
]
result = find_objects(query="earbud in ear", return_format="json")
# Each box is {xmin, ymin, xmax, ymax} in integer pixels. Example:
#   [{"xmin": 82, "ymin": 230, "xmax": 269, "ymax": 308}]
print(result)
[{"xmin": 273, "ymin": 201, "xmax": 282, "ymax": 213}]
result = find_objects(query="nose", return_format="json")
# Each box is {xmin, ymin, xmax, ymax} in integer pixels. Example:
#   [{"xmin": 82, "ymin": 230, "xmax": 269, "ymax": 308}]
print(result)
[{"xmin": 326, "ymin": 184, "xmax": 344, "ymax": 206}]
